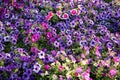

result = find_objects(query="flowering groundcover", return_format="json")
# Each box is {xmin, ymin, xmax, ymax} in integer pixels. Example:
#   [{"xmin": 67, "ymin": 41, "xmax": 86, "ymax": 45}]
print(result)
[{"xmin": 0, "ymin": 0, "xmax": 120, "ymax": 80}]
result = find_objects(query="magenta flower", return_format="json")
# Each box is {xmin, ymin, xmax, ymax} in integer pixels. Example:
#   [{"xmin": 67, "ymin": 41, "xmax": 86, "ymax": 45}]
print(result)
[
  {"xmin": 46, "ymin": 32, "xmax": 53, "ymax": 39},
  {"xmin": 62, "ymin": 13, "xmax": 69, "ymax": 19},
  {"xmin": 56, "ymin": 11, "xmax": 62, "ymax": 17},
  {"xmin": 44, "ymin": 65, "xmax": 50, "ymax": 71},
  {"xmin": 70, "ymin": 9, "xmax": 78, "ymax": 15},
  {"xmin": 46, "ymin": 11, "xmax": 54, "ymax": 21},
  {"xmin": 31, "ymin": 33, "xmax": 40, "ymax": 43},
  {"xmin": 41, "ymin": 22, "xmax": 48, "ymax": 30},
  {"xmin": 30, "ymin": 46, "xmax": 38, "ymax": 53},
  {"xmin": 46, "ymin": 15, "xmax": 52, "ymax": 21},
  {"xmin": 113, "ymin": 57, "xmax": 120, "ymax": 62}
]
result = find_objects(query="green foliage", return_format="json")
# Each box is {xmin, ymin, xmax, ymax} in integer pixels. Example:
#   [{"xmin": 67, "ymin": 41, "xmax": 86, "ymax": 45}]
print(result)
[
  {"xmin": 50, "ymin": 15, "xmax": 61, "ymax": 25},
  {"xmin": 0, "ymin": 60, "xmax": 4, "ymax": 66},
  {"xmin": 104, "ymin": 0, "xmax": 113, "ymax": 3},
  {"xmin": 4, "ymin": 42, "xmax": 11, "ymax": 53}
]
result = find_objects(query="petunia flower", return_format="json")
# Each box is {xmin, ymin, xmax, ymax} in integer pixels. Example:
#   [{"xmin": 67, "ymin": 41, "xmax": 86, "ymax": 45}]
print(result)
[
  {"xmin": 69, "ymin": 55, "xmax": 76, "ymax": 63},
  {"xmin": 70, "ymin": 9, "xmax": 78, "ymax": 15},
  {"xmin": 59, "ymin": 65, "xmax": 64, "ymax": 72},
  {"xmin": 31, "ymin": 33, "xmax": 41, "ymax": 43},
  {"xmin": 33, "ymin": 62, "xmax": 41, "ymax": 73},
  {"xmin": 62, "ymin": 13, "xmax": 69, "ymax": 19},
  {"xmin": 44, "ymin": 65, "xmax": 51, "ymax": 71},
  {"xmin": 76, "ymin": 67, "xmax": 83, "ymax": 73},
  {"xmin": 56, "ymin": 10, "xmax": 62, "ymax": 17},
  {"xmin": 46, "ymin": 11, "xmax": 54, "ymax": 21},
  {"xmin": 82, "ymin": 72, "xmax": 91, "ymax": 80},
  {"xmin": 46, "ymin": 32, "xmax": 53, "ymax": 39},
  {"xmin": 38, "ymin": 50, "xmax": 45, "ymax": 59},
  {"xmin": 30, "ymin": 46, "xmax": 38, "ymax": 53},
  {"xmin": 109, "ymin": 68, "xmax": 117, "ymax": 78},
  {"xmin": 59, "ymin": 75, "xmax": 63, "ymax": 80},
  {"xmin": 41, "ymin": 22, "xmax": 48, "ymax": 30}
]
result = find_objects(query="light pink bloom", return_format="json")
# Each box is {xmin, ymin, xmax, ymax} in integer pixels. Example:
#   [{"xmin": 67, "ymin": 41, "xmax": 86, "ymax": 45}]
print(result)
[
  {"xmin": 82, "ymin": 72, "xmax": 90, "ymax": 80},
  {"xmin": 86, "ymin": 67, "xmax": 91, "ymax": 73},
  {"xmin": 95, "ymin": 50, "xmax": 101, "ymax": 57},
  {"xmin": 76, "ymin": 67, "xmax": 82, "ymax": 73},
  {"xmin": 56, "ymin": 11, "xmax": 62, "ymax": 17},
  {"xmin": 113, "ymin": 57, "xmax": 120, "ymax": 62},
  {"xmin": 101, "ymin": 60, "xmax": 110, "ymax": 67},
  {"xmin": 95, "ymin": 46, "xmax": 101, "ymax": 57},
  {"xmin": 69, "ymin": 55, "xmax": 76, "ymax": 63},
  {"xmin": 84, "ymin": 46, "xmax": 90, "ymax": 55},
  {"xmin": 109, "ymin": 68, "xmax": 117, "ymax": 77},
  {"xmin": 59, "ymin": 75, "xmax": 63, "ymax": 80},
  {"xmin": 81, "ymin": 54, "xmax": 85, "ymax": 58},
  {"xmin": 59, "ymin": 66, "xmax": 64, "ymax": 72}
]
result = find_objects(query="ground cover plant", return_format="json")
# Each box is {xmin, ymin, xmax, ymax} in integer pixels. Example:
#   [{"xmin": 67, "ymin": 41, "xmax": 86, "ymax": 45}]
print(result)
[{"xmin": 0, "ymin": 0, "xmax": 120, "ymax": 80}]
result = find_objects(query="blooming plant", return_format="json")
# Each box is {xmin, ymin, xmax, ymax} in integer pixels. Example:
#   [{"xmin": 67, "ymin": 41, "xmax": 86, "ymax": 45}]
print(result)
[{"xmin": 0, "ymin": 0, "xmax": 120, "ymax": 80}]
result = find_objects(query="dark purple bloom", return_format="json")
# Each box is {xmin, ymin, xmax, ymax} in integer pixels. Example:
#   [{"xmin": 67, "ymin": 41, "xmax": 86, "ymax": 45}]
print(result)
[
  {"xmin": 22, "ymin": 73, "xmax": 30, "ymax": 80},
  {"xmin": 5, "ymin": 65, "xmax": 12, "ymax": 72},
  {"xmin": 106, "ymin": 42, "xmax": 113, "ymax": 49},
  {"xmin": 22, "ymin": 62, "xmax": 29, "ymax": 70},
  {"xmin": 25, "ymin": 69, "xmax": 32, "ymax": 75}
]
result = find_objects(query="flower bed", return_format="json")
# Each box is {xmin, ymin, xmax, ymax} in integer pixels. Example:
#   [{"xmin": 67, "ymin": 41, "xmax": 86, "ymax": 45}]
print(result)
[{"xmin": 0, "ymin": 0, "xmax": 120, "ymax": 80}]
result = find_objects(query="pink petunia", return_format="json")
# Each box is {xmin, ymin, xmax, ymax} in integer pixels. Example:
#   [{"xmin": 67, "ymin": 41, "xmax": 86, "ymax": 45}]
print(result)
[
  {"xmin": 56, "ymin": 11, "xmax": 62, "ymax": 17},
  {"xmin": 30, "ymin": 46, "xmax": 38, "ymax": 53},
  {"xmin": 95, "ymin": 46, "xmax": 101, "ymax": 57},
  {"xmin": 70, "ymin": 9, "xmax": 78, "ymax": 15},
  {"xmin": 44, "ymin": 65, "xmax": 51, "ymax": 71},
  {"xmin": 48, "ymin": 11, "xmax": 54, "ymax": 17},
  {"xmin": 113, "ymin": 57, "xmax": 120, "ymax": 62},
  {"xmin": 82, "ymin": 72, "xmax": 91, "ymax": 80},
  {"xmin": 46, "ymin": 15, "xmax": 52, "ymax": 21},
  {"xmin": 46, "ymin": 11, "xmax": 54, "ymax": 21},
  {"xmin": 62, "ymin": 13, "xmax": 69, "ymax": 19},
  {"xmin": 41, "ymin": 22, "xmax": 48, "ymax": 30},
  {"xmin": 59, "ymin": 66, "xmax": 64, "ymax": 72},
  {"xmin": 46, "ymin": 32, "xmax": 53, "ymax": 39},
  {"xmin": 109, "ymin": 68, "xmax": 117, "ymax": 77},
  {"xmin": 76, "ymin": 67, "xmax": 83, "ymax": 73},
  {"xmin": 59, "ymin": 75, "xmax": 63, "ymax": 80}
]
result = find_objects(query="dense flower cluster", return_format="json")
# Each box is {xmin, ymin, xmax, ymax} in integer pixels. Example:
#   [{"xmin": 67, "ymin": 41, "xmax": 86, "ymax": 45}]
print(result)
[{"xmin": 0, "ymin": 0, "xmax": 120, "ymax": 80}]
